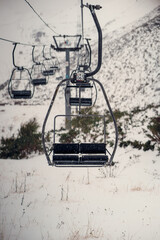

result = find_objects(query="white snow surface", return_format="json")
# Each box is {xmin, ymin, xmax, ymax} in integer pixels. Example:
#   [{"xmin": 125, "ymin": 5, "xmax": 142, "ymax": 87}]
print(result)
[{"xmin": 0, "ymin": 146, "xmax": 160, "ymax": 240}]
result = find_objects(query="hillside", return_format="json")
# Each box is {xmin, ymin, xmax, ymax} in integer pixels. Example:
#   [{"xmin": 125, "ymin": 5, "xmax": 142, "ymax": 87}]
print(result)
[
  {"xmin": 101, "ymin": 6, "xmax": 160, "ymax": 110},
  {"xmin": 0, "ymin": 6, "xmax": 159, "ymax": 150},
  {"xmin": 0, "ymin": 6, "xmax": 159, "ymax": 108}
]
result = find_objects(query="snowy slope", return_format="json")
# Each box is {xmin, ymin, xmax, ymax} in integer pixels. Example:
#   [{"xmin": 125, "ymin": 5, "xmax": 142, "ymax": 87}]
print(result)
[
  {"xmin": 0, "ymin": 148, "xmax": 160, "ymax": 240},
  {"xmin": 101, "ymin": 7, "xmax": 160, "ymax": 110},
  {"xmin": 0, "ymin": 5, "xmax": 159, "ymax": 110}
]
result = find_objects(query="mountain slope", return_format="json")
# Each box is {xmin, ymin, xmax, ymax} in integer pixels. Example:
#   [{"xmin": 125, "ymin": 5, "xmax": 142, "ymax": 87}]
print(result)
[
  {"xmin": 100, "ymin": 7, "xmax": 160, "ymax": 111},
  {"xmin": 0, "ymin": 6, "xmax": 159, "ymax": 109},
  {"xmin": 0, "ymin": 6, "xmax": 159, "ymax": 151},
  {"xmin": 0, "ymin": 5, "xmax": 160, "ymax": 240}
]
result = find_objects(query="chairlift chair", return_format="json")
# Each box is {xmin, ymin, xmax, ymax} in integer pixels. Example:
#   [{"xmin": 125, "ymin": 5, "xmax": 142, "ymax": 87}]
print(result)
[
  {"xmin": 49, "ymin": 46, "xmax": 60, "ymax": 71},
  {"xmin": 78, "ymin": 38, "xmax": 92, "ymax": 71},
  {"xmin": 52, "ymin": 35, "xmax": 82, "ymax": 52},
  {"xmin": 42, "ymin": 45, "xmax": 58, "ymax": 76},
  {"xmin": 31, "ymin": 45, "xmax": 48, "ymax": 86},
  {"xmin": 66, "ymin": 72, "xmax": 94, "ymax": 107},
  {"xmin": 31, "ymin": 63, "xmax": 48, "ymax": 85},
  {"xmin": 42, "ymin": 4, "xmax": 118, "ymax": 167},
  {"xmin": 42, "ymin": 76, "xmax": 117, "ymax": 167},
  {"xmin": 8, "ymin": 43, "xmax": 34, "ymax": 99}
]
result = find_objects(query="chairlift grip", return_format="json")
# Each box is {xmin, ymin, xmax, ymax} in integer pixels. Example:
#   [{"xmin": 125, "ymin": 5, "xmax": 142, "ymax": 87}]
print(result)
[
  {"xmin": 8, "ymin": 67, "xmax": 35, "ymax": 99},
  {"xmin": 85, "ymin": 38, "xmax": 91, "ymax": 69},
  {"xmin": 85, "ymin": 5, "xmax": 102, "ymax": 77},
  {"xmin": 32, "ymin": 45, "xmax": 41, "ymax": 65},
  {"xmin": 42, "ymin": 45, "xmax": 50, "ymax": 61},
  {"xmin": 12, "ymin": 43, "xmax": 23, "ymax": 70},
  {"xmin": 49, "ymin": 45, "xmax": 56, "ymax": 59}
]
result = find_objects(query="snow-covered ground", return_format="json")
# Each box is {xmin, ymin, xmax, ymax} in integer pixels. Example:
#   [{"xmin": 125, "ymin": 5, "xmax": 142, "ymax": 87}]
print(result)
[
  {"xmin": 0, "ymin": 146, "xmax": 160, "ymax": 240},
  {"xmin": 0, "ymin": 80, "xmax": 159, "ymax": 240}
]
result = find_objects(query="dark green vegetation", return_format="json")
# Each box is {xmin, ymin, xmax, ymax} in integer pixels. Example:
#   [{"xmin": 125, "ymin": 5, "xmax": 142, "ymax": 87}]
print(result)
[
  {"xmin": 0, "ymin": 105, "xmax": 159, "ymax": 159},
  {"xmin": 57, "ymin": 104, "xmax": 160, "ymax": 153},
  {"xmin": 0, "ymin": 118, "xmax": 44, "ymax": 159},
  {"xmin": 57, "ymin": 108, "xmax": 104, "ymax": 143},
  {"xmin": 146, "ymin": 116, "xmax": 160, "ymax": 152}
]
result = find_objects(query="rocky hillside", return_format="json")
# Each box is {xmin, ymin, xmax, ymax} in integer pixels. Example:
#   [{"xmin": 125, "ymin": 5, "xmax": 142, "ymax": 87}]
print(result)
[{"xmin": 99, "ymin": 6, "xmax": 160, "ymax": 111}]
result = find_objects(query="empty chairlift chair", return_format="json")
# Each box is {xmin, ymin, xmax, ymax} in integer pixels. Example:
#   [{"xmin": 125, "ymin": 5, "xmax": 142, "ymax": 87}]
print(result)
[
  {"xmin": 8, "ymin": 67, "xmax": 34, "ymax": 99},
  {"xmin": 31, "ymin": 45, "xmax": 48, "ymax": 86},
  {"xmin": 8, "ymin": 43, "xmax": 34, "ymax": 99},
  {"xmin": 31, "ymin": 63, "xmax": 48, "ymax": 86},
  {"xmin": 42, "ymin": 80, "xmax": 116, "ymax": 167},
  {"xmin": 42, "ymin": 45, "xmax": 58, "ymax": 77},
  {"xmin": 42, "ymin": 59, "xmax": 57, "ymax": 76},
  {"xmin": 51, "ymin": 110, "xmax": 109, "ymax": 167},
  {"xmin": 42, "ymin": 4, "xmax": 118, "ymax": 167},
  {"xmin": 68, "ymin": 80, "xmax": 93, "ymax": 107}
]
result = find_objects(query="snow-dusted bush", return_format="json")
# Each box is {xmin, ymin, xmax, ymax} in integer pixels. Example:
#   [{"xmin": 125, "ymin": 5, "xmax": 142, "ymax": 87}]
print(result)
[
  {"xmin": 0, "ymin": 118, "xmax": 43, "ymax": 159},
  {"xmin": 146, "ymin": 116, "xmax": 160, "ymax": 152},
  {"xmin": 58, "ymin": 108, "xmax": 102, "ymax": 143}
]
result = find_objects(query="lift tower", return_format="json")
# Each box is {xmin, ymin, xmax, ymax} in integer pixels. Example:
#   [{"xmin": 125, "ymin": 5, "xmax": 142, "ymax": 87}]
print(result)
[{"xmin": 52, "ymin": 35, "xmax": 82, "ymax": 128}]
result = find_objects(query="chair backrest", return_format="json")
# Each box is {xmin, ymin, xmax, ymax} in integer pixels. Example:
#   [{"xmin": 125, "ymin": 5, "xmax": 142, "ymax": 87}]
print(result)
[
  {"xmin": 54, "ymin": 143, "xmax": 79, "ymax": 154},
  {"xmin": 69, "ymin": 98, "xmax": 92, "ymax": 106},
  {"xmin": 80, "ymin": 143, "xmax": 106, "ymax": 154},
  {"xmin": 53, "ymin": 143, "xmax": 106, "ymax": 154}
]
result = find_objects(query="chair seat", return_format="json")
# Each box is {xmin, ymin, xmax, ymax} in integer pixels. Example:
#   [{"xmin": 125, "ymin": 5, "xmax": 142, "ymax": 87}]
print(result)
[
  {"xmin": 69, "ymin": 98, "xmax": 92, "ymax": 106},
  {"xmin": 52, "ymin": 143, "xmax": 108, "ymax": 166},
  {"xmin": 82, "ymin": 155, "xmax": 108, "ymax": 163},
  {"xmin": 42, "ymin": 70, "xmax": 54, "ymax": 76},
  {"xmin": 53, "ymin": 155, "xmax": 79, "ymax": 165},
  {"xmin": 53, "ymin": 155, "xmax": 108, "ymax": 161},
  {"xmin": 12, "ymin": 90, "xmax": 32, "ymax": 99},
  {"xmin": 53, "ymin": 155, "xmax": 107, "ymax": 166},
  {"xmin": 32, "ymin": 78, "xmax": 47, "ymax": 85}
]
